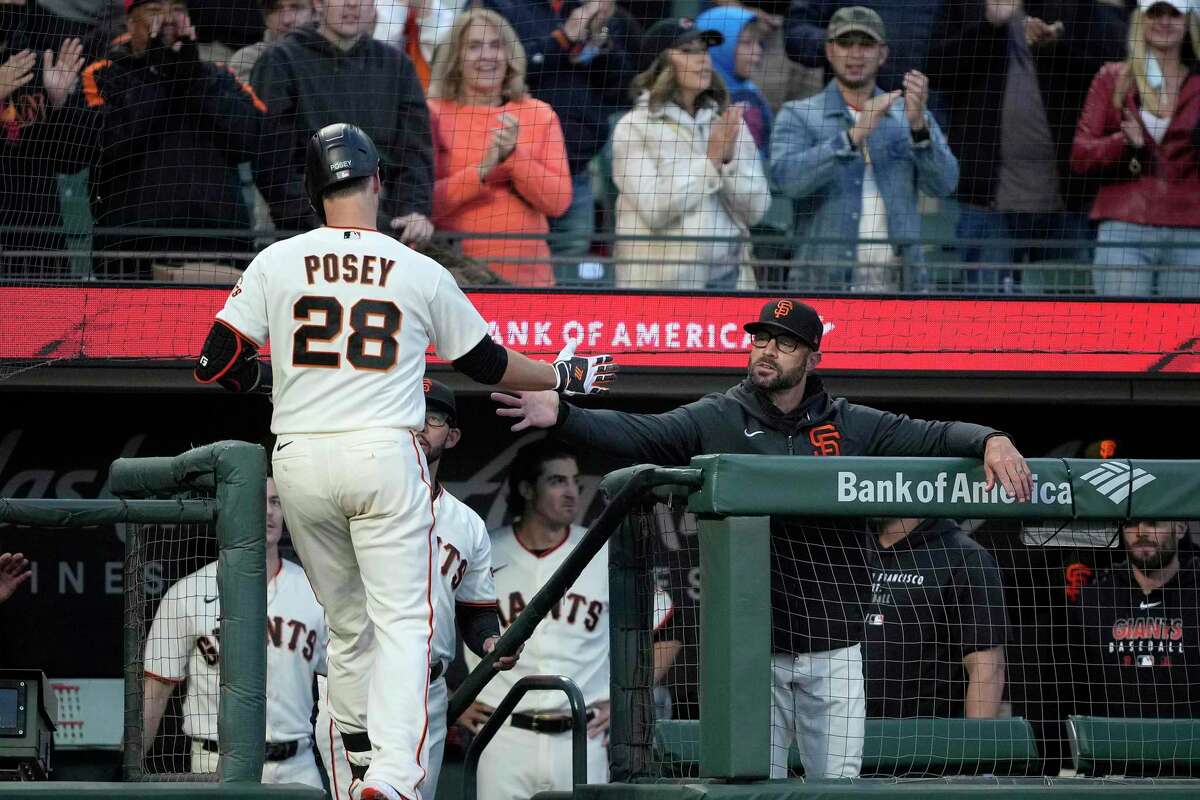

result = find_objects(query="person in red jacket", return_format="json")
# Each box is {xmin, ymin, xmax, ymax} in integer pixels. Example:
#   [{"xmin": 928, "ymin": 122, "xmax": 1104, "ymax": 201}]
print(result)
[
  {"xmin": 1071, "ymin": 0, "xmax": 1200, "ymax": 297},
  {"xmin": 426, "ymin": 8, "xmax": 572, "ymax": 287}
]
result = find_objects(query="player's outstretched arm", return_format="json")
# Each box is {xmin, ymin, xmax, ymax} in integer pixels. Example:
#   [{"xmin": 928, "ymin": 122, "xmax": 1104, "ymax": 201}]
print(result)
[{"xmin": 454, "ymin": 336, "xmax": 617, "ymax": 395}]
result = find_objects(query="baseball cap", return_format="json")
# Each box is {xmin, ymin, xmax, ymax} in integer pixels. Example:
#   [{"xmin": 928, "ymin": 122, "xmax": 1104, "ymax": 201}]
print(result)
[
  {"xmin": 423, "ymin": 377, "xmax": 457, "ymax": 420},
  {"xmin": 125, "ymin": 0, "xmax": 185, "ymax": 11},
  {"xmin": 1139, "ymin": 0, "xmax": 1190, "ymax": 12},
  {"xmin": 641, "ymin": 17, "xmax": 724, "ymax": 61},
  {"xmin": 744, "ymin": 299, "xmax": 824, "ymax": 352},
  {"xmin": 827, "ymin": 6, "xmax": 886, "ymax": 43}
]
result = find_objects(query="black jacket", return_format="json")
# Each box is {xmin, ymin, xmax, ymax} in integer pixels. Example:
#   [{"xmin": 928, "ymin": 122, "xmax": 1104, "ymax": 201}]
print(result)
[
  {"xmin": 925, "ymin": 0, "xmax": 1128, "ymax": 211},
  {"xmin": 250, "ymin": 26, "xmax": 433, "ymax": 229},
  {"xmin": 72, "ymin": 41, "xmax": 296, "ymax": 258},
  {"xmin": 1069, "ymin": 554, "xmax": 1200, "ymax": 719},
  {"xmin": 482, "ymin": 0, "xmax": 642, "ymax": 175},
  {"xmin": 557, "ymin": 376, "xmax": 1003, "ymax": 654},
  {"xmin": 864, "ymin": 519, "xmax": 1009, "ymax": 718}
]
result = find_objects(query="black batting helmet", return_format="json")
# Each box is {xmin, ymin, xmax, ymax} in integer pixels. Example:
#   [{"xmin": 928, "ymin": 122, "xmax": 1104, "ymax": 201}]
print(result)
[{"xmin": 304, "ymin": 123, "xmax": 380, "ymax": 221}]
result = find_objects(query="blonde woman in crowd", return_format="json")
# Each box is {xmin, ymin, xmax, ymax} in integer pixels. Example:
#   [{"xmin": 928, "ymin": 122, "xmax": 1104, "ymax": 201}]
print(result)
[
  {"xmin": 427, "ymin": 8, "xmax": 572, "ymax": 286},
  {"xmin": 1071, "ymin": 0, "xmax": 1200, "ymax": 296}
]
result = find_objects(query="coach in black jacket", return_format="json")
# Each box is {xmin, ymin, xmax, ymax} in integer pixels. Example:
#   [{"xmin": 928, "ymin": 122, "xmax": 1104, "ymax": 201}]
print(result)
[
  {"xmin": 492, "ymin": 298, "xmax": 1032, "ymax": 778},
  {"xmin": 251, "ymin": 2, "xmax": 434, "ymax": 241}
]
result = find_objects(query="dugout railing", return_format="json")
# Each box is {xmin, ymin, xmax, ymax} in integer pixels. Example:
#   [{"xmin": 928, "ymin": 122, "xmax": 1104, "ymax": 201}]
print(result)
[
  {"xmin": 0, "ymin": 441, "xmax": 319, "ymax": 798},
  {"xmin": 445, "ymin": 455, "xmax": 1200, "ymax": 797}
]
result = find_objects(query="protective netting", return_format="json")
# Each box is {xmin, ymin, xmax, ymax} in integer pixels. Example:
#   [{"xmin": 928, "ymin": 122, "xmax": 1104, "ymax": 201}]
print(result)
[
  {"xmin": 3, "ymin": 0, "xmax": 1200, "ymax": 296},
  {"xmin": 618, "ymin": 497, "xmax": 1200, "ymax": 780},
  {"xmin": 125, "ymin": 508, "xmax": 221, "ymax": 779}
]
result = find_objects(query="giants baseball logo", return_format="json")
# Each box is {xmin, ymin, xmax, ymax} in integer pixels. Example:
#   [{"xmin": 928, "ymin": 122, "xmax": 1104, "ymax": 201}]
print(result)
[
  {"xmin": 774, "ymin": 300, "xmax": 794, "ymax": 319},
  {"xmin": 500, "ymin": 590, "xmax": 605, "ymax": 631},
  {"xmin": 423, "ymin": 378, "xmax": 432, "ymax": 393},
  {"xmin": 808, "ymin": 424, "xmax": 842, "ymax": 456},
  {"xmin": 1065, "ymin": 563, "xmax": 1092, "ymax": 601}
]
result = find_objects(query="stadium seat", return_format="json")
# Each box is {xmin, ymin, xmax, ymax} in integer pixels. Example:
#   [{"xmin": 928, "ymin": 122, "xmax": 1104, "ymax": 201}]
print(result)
[
  {"xmin": 654, "ymin": 717, "xmax": 1038, "ymax": 777},
  {"xmin": 1067, "ymin": 716, "xmax": 1200, "ymax": 777}
]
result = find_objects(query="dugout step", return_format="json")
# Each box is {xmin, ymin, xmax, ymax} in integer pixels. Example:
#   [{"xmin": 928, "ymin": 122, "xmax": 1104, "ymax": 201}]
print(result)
[{"xmin": 574, "ymin": 779, "xmax": 1200, "ymax": 799}]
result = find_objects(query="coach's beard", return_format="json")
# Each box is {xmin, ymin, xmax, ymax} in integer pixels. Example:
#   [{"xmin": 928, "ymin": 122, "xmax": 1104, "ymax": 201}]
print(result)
[{"xmin": 747, "ymin": 355, "xmax": 808, "ymax": 393}]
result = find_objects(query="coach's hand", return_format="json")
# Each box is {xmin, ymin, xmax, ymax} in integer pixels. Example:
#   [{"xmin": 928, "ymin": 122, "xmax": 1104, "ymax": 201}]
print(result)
[
  {"xmin": 552, "ymin": 340, "xmax": 617, "ymax": 395},
  {"xmin": 492, "ymin": 390, "xmax": 559, "ymax": 432},
  {"xmin": 458, "ymin": 701, "xmax": 495, "ymax": 735},
  {"xmin": 983, "ymin": 435, "xmax": 1032, "ymax": 501}
]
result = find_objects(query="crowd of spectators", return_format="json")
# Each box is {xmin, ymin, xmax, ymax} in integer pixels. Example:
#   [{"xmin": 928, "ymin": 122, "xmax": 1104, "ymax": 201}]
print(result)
[{"xmin": 3, "ymin": 0, "xmax": 1200, "ymax": 295}]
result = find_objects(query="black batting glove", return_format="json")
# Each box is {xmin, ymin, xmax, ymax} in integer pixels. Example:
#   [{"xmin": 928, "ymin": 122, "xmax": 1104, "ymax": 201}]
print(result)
[{"xmin": 552, "ymin": 341, "xmax": 617, "ymax": 395}]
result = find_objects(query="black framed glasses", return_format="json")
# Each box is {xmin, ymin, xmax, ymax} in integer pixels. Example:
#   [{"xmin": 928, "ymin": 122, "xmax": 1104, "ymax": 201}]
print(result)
[
  {"xmin": 750, "ymin": 330, "xmax": 802, "ymax": 354},
  {"xmin": 425, "ymin": 412, "xmax": 451, "ymax": 429}
]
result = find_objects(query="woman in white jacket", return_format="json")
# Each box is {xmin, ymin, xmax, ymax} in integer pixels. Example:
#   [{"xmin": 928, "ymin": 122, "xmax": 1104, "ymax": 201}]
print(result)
[{"xmin": 612, "ymin": 17, "xmax": 770, "ymax": 290}]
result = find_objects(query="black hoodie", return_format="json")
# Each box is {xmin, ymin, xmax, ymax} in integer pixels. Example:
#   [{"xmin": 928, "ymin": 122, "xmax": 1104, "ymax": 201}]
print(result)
[
  {"xmin": 250, "ymin": 26, "xmax": 434, "ymax": 230},
  {"xmin": 863, "ymin": 519, "xmax": 1009, "ymax": 718},
  {"xmin": 557, "ymin": 376, "xmax": 1004, "ymax": 654}
]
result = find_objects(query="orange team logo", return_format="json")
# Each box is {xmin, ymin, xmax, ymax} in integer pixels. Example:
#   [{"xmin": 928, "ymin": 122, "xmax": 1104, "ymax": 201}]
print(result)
[
  {"xmin": 423, "ymin": 378, "xmax": 432, "ymax": 393},
  {"xmin": 808, "ymin": 424, "xmax": 841, "ymax": 456},
  {"xmin": 774, "ymin": 300, "xmax": 794, "ymax": 319},
  {"xmin": 1065, "ymin": 563, "xmax": 1093, "ymax": 602},
  {"xmin": 574, "ymin": 366, "xmax": 584, "ymax": 381}
]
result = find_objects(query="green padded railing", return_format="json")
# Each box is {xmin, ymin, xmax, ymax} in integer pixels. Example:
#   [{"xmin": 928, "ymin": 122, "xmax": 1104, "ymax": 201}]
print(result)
[
  {"xmin": 654, "ymin": 719, "xmax": 1038, "ymax": 778},
  {"xmin": 1068, "ymin": 716, "xmax": 1200, "ymax": 777}
]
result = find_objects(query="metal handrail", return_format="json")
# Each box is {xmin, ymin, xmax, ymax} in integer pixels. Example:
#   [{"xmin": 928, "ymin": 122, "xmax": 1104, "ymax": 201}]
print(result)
[{"xmin": 462, "ymin": 675, "xmax": 588, "ymax": 800}]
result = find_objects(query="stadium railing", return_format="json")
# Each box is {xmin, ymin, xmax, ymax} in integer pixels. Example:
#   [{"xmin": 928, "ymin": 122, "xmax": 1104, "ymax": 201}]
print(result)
[{"xmin": 0, "ymin": 441, "xmax": 320, "ymax": 798}]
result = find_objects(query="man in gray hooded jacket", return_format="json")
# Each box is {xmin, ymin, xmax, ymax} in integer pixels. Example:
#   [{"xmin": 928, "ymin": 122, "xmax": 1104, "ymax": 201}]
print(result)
[{"xmin": 492, "ymin": 298, "xmax": 1031, "ymax": 779}]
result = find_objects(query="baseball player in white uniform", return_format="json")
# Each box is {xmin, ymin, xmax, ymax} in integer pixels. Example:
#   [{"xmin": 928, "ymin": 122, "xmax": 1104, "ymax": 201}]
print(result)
[
  {"xmin": 316, "ymin": 377, "xmax": 518, "ymax": 800},
  {"xmin": 460, "ymin": 440, "xmax": 610, "ymax": 800},
  {"xmin": 194, "ymin": 123, "xmax": 614, "ymax": 800},
  {"xmin": 142, "ymin": 477, "xmax": 326, "ymax": 788}
]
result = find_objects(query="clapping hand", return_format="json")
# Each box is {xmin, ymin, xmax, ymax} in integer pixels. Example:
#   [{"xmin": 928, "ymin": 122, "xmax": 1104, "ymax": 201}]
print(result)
[
  {"xmin": 707, "ymin": 104, "xmax": 744, "ymax": 168},
  {"xmin": 479, "ymin": 112, "xmax": 519, "ymax": 180},
  {"xmin": 0, "ymin": 49, "xmax": 36, "ymax": 103},
  {"xmin": 902, "ymin": 70, "xmax": 929, "ymax": 132},
  {"xmin": 0, "ymin": 553, "xmax": 32, "ymax": 604},
  {"xmin": 849, "ymin": 90, "xmax": 901, "ymax": 147},
  {"xmin": 43, "ymin": 38, "xmax": 84, "ymax": 108}
]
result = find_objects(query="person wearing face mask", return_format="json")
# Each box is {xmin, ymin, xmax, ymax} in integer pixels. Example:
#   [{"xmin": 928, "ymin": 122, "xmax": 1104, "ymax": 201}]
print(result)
[
  {"xmin": 610, "ymin": 17, "xmax": 769, "ymax": 290},
  {"xmin": 426, "ymin": 8, "xmax": 571, "ymax": 286},
  {"xmin": 1071, "ymin": 0, "xmax": 1200, "ymax": 297}
]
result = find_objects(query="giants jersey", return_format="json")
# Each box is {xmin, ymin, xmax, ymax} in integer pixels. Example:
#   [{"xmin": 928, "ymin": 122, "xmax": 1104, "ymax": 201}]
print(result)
[
  {"xmin": 215, "ymin": 227, "xmax": 488, "ymax": 434},
  {"xmin": 143, "ymin": 560, "xmax": 328, "ymax": 741},
  {"xmin": 471, "ymin": 525, "xmax": 609, "ymax": 713},
  {"xmin": 431, "ymin": 487, "xmax": 497, "ymax": 666}
]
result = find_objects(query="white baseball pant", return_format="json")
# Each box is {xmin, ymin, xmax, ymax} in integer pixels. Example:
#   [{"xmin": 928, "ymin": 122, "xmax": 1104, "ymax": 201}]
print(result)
[
  {"xmin": 317, "ymin": 673, "xmax": 449, "ymax": 800},
  {"xmin": 273, "ymin": 429, "xmax": 436, "ymax": 799},
  {"xmin": 769, "ymin": 644, "xmax": 865, "ymax": 778},
  {"xmin": 189, "ymin": 739, "xmax": 322, "ymax": 788},
  {"xmin": 475, "ymin": 723, "xmax": 607, "ymax": 800}
]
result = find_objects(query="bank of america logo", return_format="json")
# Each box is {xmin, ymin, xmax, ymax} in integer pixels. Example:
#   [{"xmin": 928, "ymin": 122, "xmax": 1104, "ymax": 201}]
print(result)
[{"xmin": 1079, "ymin": 462, "xmax": 1157, "ymax": 504}]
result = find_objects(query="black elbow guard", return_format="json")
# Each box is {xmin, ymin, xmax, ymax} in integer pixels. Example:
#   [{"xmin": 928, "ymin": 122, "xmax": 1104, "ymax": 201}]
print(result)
[
  {"xmin": 452, "ymin": 334, "xmax": 509, "ymax": 385},
  {"xmin": 195, "ymin": 321, "xmax": 267, "ymax": 393}
]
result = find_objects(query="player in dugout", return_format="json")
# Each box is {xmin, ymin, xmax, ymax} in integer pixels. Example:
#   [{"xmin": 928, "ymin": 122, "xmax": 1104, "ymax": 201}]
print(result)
[
  {"xmin": 492, "ymin": 298, "xmax": 1032, "ymax": 779},
  {"xmin": 1069, "ymin": 518, "xmax": 1200, "ymax": 720},
  {"xmin": 863, "ymin": 517, "xmax": 1009, "ymax": 721},
  {"xmin": 142, "ymin": 475, "xmax": 326, "ymax": 788}
]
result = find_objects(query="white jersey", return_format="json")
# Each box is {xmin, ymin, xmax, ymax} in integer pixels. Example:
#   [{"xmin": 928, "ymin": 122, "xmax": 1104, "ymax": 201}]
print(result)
[
  {"xmin": 143, "ymin": 559, "xmax": 328, "ymax": 741},
  {"xmin": 431, "ymin": 487, "xmax": 497, "ymax": 667},
  {"xmin": 215, "ymin": 227, "xmax": 488, "ymax": 434},
  {"xmin": 471, "ymin": 525, "xmax": 609, "ymax": 713}
]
